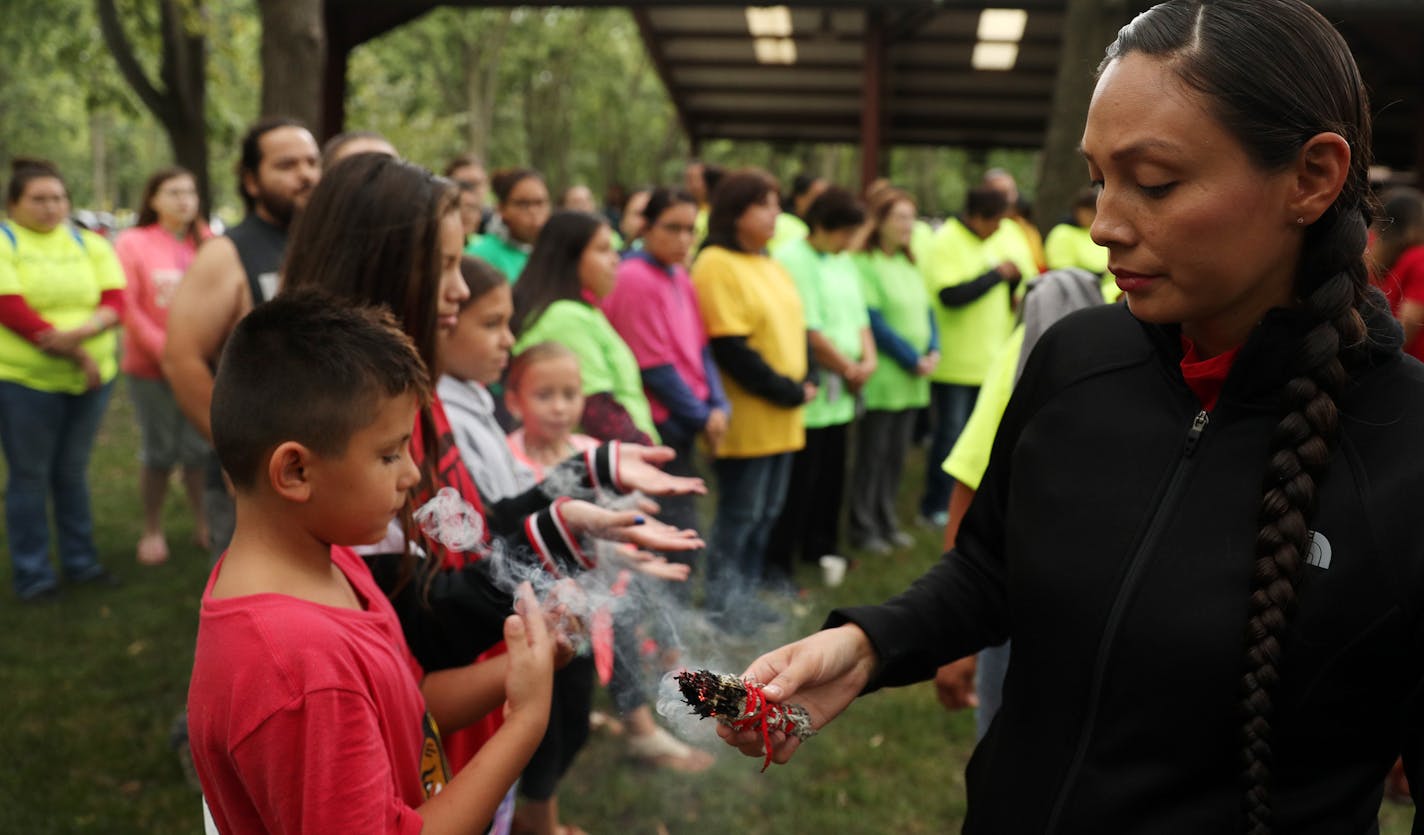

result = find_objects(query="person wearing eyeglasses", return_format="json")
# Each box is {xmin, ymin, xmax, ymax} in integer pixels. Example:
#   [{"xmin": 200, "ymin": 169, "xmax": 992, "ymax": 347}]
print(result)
[{"xmin": 467, "ymin": 168, "xmax": 551, "ymax": 282}]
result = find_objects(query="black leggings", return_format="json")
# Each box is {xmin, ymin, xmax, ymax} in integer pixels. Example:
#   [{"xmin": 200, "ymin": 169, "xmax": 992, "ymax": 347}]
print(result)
[{"xmin": 519, "ymin": 655, "xmax": 594, "ymax": 800}]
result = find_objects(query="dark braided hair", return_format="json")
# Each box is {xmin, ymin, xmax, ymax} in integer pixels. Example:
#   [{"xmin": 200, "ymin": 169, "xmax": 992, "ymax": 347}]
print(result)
[{"xmin": 1103, "ymin": 2, "xmax": 1375, "ymax": 831}]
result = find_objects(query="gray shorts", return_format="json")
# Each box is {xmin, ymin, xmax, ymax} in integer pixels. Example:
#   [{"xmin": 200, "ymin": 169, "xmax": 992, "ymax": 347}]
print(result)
[{"xmin": 128, "ymin": 375, "xmax": 210, "ymax": 471}]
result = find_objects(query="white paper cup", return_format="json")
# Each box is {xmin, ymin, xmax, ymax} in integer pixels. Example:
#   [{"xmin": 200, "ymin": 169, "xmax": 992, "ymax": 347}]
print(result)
[{"xmin": 819, "ymin": 555, "xmax": 847, "ymax": 587}]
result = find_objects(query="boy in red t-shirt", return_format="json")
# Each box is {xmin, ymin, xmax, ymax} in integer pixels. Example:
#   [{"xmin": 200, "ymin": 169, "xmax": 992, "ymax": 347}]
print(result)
[{"xmin": 187, "ymin": 292, "xmax": 555, "ymax": 835}]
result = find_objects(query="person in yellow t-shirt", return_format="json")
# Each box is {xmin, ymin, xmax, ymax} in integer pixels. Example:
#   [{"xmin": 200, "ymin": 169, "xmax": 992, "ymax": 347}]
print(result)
[
  {"xmin": 916, "ymin": 185, "xmax": 1036, "ymax": 526},
  {"xmin": 692, "ymin": 169, "xmax": 812, "ymax": 626},
  {"xmin": 0, "ymin": 158, "xmax": 126, "ymax": 600}
]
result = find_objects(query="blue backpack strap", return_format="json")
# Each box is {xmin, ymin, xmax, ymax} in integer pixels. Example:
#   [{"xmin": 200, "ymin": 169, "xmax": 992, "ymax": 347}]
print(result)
[{"xmin": 0, "ymin": 221, "xmax": 84, "ymax": 252}]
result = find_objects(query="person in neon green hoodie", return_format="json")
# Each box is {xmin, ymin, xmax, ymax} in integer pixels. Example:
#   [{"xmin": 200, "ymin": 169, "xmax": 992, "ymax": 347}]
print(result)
[
  {"xmin": 467, "ymin": 168, "xmax": 549, "ymax": 282},
  {"xmin": 916, "ymin": 185, "xmax": 1038, "ymax": 525},
  {"xmin": 0, "ymin": 158, "xmax": 125, "ymax": 599},
  {"xmin": 512, "ymin": 210, "xmax": 658, "ymax": 444}
]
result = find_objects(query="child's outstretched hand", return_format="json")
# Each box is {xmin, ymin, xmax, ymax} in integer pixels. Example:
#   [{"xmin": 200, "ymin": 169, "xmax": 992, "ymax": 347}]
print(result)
[
  {"xmin": 503, "ymin": 583, "xmax": 555, "ymax": 727},
  {"xmin": 612, "ymin": 544, "xmax": 693, "ymax": 582},
  {"xmin": 616, "ymin": 444, "xmax": 707, "ymax": 496},
  {"xmin": 560, "ymin": 500, "xmax": 704, "ymax": 553}
]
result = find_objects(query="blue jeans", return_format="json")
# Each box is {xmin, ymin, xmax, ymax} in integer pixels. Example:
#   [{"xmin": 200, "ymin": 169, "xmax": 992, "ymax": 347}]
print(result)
[
  {"xmin": 0, "ymin": 379, "xmax": 114, "ymax": 597},
  {"xmin": 976, "ymin": 640, "xmax": 1011, "ymax": 741},
  {"xmin": 920, "ymin": 382, "xmax": 979, "ymax": 518},
  {"xmin": 705, "ymin": 453, "xmax": 794, "ymax": 613}
]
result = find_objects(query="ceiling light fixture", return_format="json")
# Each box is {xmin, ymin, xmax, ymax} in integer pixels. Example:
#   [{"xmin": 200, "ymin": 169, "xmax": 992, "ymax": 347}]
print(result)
[
  {"xmin": 971, "ymin": 41, "xmax": 1019, "ymax": 71},
  {"xmin": 754, "ymin": 37, "xmax": 798, "ymax": 65},
  {"xmin": 746, "ymin": 6, "xmax": 793, "ymax": 38},
  {"xmin": 977, "ymin": 8, "xmax": 1028, "ymax": 42}
]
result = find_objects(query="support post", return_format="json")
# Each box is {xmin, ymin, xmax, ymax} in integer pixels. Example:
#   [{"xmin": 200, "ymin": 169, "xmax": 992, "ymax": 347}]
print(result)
[
  {"xmin": 860, "ymin": 8, "xmax": 887, "ymax": 194},
  {"xmin": 321, "ymin": 40, "xmax": 349, "ymax": 142}
]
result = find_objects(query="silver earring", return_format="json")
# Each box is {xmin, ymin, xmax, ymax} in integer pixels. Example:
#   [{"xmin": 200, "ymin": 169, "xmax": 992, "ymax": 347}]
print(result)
[{"xmin": 1296, "ymin": 217, "xmax": 1305, "ymax": 225}]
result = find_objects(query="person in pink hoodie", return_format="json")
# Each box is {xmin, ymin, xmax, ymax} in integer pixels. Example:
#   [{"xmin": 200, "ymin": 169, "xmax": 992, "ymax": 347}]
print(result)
[{"xmin": 115, "ymin": 167, "xmax": 212, "ymax": 565}]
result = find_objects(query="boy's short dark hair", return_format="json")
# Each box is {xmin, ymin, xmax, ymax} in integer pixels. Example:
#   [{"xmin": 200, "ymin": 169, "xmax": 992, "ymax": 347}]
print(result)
[{"xmin": 212, "ymin": 290, "xmax": 430, "ymax": 491}]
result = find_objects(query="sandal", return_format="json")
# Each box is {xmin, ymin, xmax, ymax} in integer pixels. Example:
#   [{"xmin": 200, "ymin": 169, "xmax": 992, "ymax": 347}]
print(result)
[
  {"xmin": 589, "ymin": 710, "xmax": 624, "ymax": 736},
  {"xmin": 137, "ymin": 533, "xmax": 170, "ymax": 566},
  {"xmin": 626, "ymin": 726, "xmax": 714, "ymax": 773}
]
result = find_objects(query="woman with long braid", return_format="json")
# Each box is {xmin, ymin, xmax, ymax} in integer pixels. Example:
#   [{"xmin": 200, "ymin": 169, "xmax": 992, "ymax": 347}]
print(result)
[{"xmin": 716, "ymin": 2, "xmax": 1424, "ymax": 831}]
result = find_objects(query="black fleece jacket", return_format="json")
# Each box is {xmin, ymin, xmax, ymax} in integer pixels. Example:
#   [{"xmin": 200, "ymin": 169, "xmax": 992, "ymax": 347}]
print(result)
[{"xmin": 832, "ymin": 298, "xmax": 1424, "ymax": 834}]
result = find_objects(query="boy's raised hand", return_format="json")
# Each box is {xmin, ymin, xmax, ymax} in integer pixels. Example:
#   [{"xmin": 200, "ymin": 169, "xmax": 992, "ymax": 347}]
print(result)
[
  {"xmin": 503, "ymin": 583, "xmax": 555, "ymax": 726},
  {"xmin": 616, "ymin": 444, "xmax": 707, "ymax": 496}
]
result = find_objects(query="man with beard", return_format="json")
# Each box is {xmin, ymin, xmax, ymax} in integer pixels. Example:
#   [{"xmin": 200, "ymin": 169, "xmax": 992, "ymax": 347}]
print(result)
[
  {"xmin": 163, "ymin": 117, "xmax": 320, "ymax": 560},
  {"xmin": 161, "ymin": 118, "xmax": 318, "ymax": 790}
]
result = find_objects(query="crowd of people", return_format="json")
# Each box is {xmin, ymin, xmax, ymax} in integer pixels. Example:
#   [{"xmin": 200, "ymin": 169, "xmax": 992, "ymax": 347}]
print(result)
[{"xmin": 2, "ymin": 0, "xmax": 1423, "ymax": 831}]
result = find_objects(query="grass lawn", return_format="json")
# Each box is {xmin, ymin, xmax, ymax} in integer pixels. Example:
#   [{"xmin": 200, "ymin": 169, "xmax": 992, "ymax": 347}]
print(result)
[{"xmin": 0, "ymin": 378, "xmax": 1414, "ymax": 834}]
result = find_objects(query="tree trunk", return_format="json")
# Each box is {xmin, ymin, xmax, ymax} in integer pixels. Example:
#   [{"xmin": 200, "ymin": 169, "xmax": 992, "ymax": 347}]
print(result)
[
  {"xmin": 257, "ymin": 0, "xmax": 325, "ymax": 133},
  {"xmin": 1034, "ymin": 0, "xmax": 1135, "ymax": 234},
  {"xmin": 458, "ymin": 10, "xmax": 511, "ymax": 160},
  {"xmin": 90, "ymin": 109, "xmax": 109, "ymax": 210},
  {"xmin": 94, "ymin": 0, "xmax": 212, "ymax": 213}
]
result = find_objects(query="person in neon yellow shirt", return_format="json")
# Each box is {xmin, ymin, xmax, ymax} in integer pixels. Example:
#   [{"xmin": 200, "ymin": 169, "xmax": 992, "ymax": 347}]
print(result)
[
  {"xmin": 935, "ymin": 267, "xmax": 1118, "ymax": 736},
  {"xmin": 1044, "ymin": 186, "xmax": 1110, "ymax": 274},
  {"xmin": 983, "ymin": 168, "xmax": 1047, "ymax": 273},
  {"xmin": 0, "ymin": 158, "xmax": 125, "ymax": 600},
  {"xmin": 916, "ymin": 186, "xmax": 1037, "ymax": 526}
]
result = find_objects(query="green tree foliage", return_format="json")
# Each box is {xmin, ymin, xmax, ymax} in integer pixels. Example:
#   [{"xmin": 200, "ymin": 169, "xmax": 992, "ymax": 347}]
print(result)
[
  {"xmin": 345, "ymin": 7, "xmax": 691, "ymax": 202},
  {"xmin": 0, "ymin": 0, "xmax": 258, "ymax": 218},
  {"xmin": 4, "ymin": 3, "xmax": 1037, "ymax": 220},
  {"xmin": 0, "ymin": 0, "xmax": 147, "ymax": 209}
]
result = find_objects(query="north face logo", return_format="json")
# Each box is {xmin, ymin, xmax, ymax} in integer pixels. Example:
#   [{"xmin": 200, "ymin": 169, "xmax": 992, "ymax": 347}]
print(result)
[{"xmin": 1306, "ymin": 531, "xmax": 1332, "ymax": 570}]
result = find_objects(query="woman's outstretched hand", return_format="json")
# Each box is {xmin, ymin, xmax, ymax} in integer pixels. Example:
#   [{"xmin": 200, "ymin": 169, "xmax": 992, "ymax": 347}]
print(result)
[
  {"xmin": 616, "ymin": 444, "xmax": 707, "ymax": 496},
  {"xmin": 715, "ymin": 624, "xmax": 879, "ymax": 766}
]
